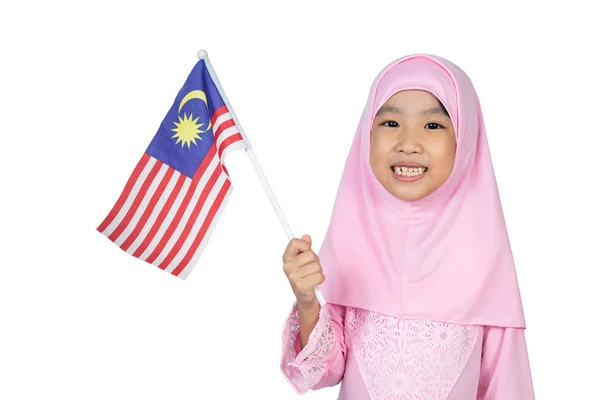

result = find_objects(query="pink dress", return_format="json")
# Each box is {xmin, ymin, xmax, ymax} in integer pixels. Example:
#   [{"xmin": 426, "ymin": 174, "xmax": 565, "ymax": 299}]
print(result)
[{"xmin": 281, "ymin": 302, "xmax": 535, "ymax": 399}]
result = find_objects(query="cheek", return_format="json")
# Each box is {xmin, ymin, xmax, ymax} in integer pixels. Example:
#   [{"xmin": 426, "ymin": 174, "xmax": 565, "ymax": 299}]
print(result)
[
  {"xmin": 369, "ymin": 137, "xmax": 376, "ymax": 164},
  {"xmin": 370, "ymin": 136, "xmax": 388, "ymax": 167},
  {"xmin": 430, "ymin": 139, "xmax": 456, "ymax": 173}
]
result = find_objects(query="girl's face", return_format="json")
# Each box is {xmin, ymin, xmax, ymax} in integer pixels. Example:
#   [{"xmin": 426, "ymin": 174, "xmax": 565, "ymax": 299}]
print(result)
[{"xmin": 370, "ymin": 90, "xmax": 456, "ymax": 201}]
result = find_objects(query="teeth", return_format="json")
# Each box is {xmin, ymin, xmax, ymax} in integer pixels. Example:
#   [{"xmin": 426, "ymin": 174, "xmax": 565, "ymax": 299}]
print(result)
[{"xmin": 393, "ymin": 166, "xmax": 426, "ymax": 177}]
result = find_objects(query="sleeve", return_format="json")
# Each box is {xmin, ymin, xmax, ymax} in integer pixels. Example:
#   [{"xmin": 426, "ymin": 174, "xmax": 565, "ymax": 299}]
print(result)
[
  {"xmin": 477, "ymin": 326, "xmax": 535, "ymax": 399},
  {"xmin": 280, "ymin": 301, "xmax": 347, "ymax": 394}
]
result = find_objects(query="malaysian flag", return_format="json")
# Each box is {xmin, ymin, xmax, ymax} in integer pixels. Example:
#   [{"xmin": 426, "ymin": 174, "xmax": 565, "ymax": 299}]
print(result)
[{"xmin": 97, "ymin": 58, "xmax": 249, "ymax": 279}]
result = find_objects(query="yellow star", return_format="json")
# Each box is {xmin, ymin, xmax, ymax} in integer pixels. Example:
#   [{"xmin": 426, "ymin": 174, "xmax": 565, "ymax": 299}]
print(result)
[{"xmin": 171, "ymin": 112, "xmax": 204, "ymax": 148}]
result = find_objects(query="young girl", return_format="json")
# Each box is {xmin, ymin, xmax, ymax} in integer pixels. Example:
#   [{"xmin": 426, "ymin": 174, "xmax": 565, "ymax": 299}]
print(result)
[{"xmin": 280, "ymin": 53, "xmax": 535, "ymax": 399}]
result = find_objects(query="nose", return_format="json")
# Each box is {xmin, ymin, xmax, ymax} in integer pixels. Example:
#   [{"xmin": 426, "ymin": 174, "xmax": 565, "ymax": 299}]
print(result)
[{"xmin": 394, "ymin": 129, "xmax": 423, "ymax": 154}]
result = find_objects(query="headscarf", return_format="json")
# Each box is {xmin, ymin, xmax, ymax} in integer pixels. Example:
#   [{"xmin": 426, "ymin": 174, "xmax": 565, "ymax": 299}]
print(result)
[{"xmin": 317, "ymin": 53, "xmax": 525, "ymax": 328}]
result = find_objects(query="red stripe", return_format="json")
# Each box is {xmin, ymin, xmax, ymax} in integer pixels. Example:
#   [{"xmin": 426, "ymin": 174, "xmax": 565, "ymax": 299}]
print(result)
[
  {"xmin": 214, "ymin": 119, "xmax": 236, "ymax": 141},
  {"xmin": 172, "ymin": 178, "xmax": 231, "ymax": 276},
  {"xmin": 97, "ymin": 153, "xmax": 151, "ymax": 233},
  {"xmin": 119, "ymin": 167, "xmax": 175, "ymax": 251},
  {"xmin": 107, "ymin": 159, "xmax": 163, "ymax": 242},
  {"xmin": 210, "ymin": 105, "xmax": 228, "ymax": 126},
  {"xmin": 132, "ymin": 173, "xmax": 186, "ymax": 258},
  {"xmin": 145, "ymin": 144, "xmax": 217, "ymax": 263},
  {"xmin": 218, "ymin": 133, "xmax": 244, "ymax": 159},
  {"xmin": 157, "ymin": 161, "xmax": 223, "ymax": 270}
]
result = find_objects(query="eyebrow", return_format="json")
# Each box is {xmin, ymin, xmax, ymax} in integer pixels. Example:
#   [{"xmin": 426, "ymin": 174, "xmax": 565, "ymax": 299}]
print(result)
[{"xmin": 375, "ymin": 105, "xmax": 448, "ymax": 118}]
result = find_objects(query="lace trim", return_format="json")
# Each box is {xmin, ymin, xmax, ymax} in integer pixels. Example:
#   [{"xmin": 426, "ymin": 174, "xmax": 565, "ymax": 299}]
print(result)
[
  {"xmin": 280, "ymin": 304, "xmax": 336, "ymax": 393},
  {"xmin": 345, "ymin": 307, "xmax": 479, "ymax": 400}
]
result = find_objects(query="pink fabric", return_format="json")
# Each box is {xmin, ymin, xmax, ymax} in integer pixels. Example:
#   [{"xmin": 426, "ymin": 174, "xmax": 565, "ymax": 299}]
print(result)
[
  {"xmin": 478, "ymin": 324, "xmax": 536, "ymax": 399},
  {"xmin": 281, "ymin": 302, "xmax": 535, "ymax": 399},
  {"xmin": 345, "ymin": 307, "xmax": 480, "ymax": 399},
  {"xmin": 280, "ymin": 302, "xmax": 345, "ymax": 393},
  {"xmin": 316, "ymin": 53, "xmax": 526, "ymax": 327}
]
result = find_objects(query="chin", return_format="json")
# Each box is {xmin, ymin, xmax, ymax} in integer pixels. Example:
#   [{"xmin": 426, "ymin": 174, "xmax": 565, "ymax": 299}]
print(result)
[
  {"xmin": 384, "ymin": 185, "xmax": 422, "ymax": 201},
  {"xmin": 385, "ymin": 180, "xmax": 428, "ymax": 201},
  {"xmin": 395, "ymin": 191, "xmax": 426, "ymax": 201}
]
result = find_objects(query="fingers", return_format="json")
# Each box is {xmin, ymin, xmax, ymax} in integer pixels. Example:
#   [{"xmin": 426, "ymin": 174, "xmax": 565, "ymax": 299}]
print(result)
[
  {"xmin": 282, "ymin": 235, "xmax": 325, "ymax": 302},
  {"xmin": 292, "ymin": 250, "xmax": 319, "ymax": 269},
  {"xmin": 283, "ymin": 249, "xmax": 320, "ymax": 276},
  {"xmin": 282, "ymin": 236, "xmax": 312, "ymax": 263},
  {"xmin": 294, "ymin": 271, "xmax": 326, "ymax": 293},
  {"xmin": 291, "ymin": 261, "xmax": 322, "ymax": 279}
]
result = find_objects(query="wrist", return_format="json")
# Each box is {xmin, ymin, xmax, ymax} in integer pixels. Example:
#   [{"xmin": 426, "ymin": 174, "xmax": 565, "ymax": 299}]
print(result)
[{"xmin": 297, "ymin": 298, "xmax": 320, "ymax": 315}]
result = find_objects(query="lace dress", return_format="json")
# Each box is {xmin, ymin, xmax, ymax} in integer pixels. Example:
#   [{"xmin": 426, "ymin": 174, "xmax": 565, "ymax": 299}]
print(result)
[{"xmin": 281, "ymin": 302, "xmax": 535, "ymax": 399}]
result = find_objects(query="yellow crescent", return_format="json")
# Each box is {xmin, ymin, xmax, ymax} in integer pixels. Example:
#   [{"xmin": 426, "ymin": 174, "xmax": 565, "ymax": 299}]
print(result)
[{"xmin": 178, "ymin": 90, "xmax": 212, "ymax": 132}]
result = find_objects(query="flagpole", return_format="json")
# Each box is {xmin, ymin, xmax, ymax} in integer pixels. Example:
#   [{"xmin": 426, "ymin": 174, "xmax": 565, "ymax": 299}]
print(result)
[{"xmin": 197, "ymin": 49, "xmax": 326, "ymax": 307}]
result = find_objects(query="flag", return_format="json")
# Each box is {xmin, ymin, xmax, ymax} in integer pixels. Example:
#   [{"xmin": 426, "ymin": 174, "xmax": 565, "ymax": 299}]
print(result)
[{"xmin": 97, "ymin": 58, "xmax": 249, "ymax": 279}]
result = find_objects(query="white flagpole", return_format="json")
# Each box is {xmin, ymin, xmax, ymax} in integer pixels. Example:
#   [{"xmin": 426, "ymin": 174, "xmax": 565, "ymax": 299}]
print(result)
[{"xmin": 197, "ymin": 49, "xmax": 326, "ymax": 307}]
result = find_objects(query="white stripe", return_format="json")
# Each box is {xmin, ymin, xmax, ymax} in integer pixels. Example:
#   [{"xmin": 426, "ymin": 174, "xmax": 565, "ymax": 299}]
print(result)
[
  {"xmin": 163, "ymin": 172, "xmax": 229, "ymax": 275},
  {"xmin": 101, "ymin": 157, "xmax": 158, "ymax": 237},
  {"xmin": 212, "ymin": 111, "xmax": 232, "ymax": 131},
  {"xmin": 137, "ymin": 176, "xmax": 193, "ymax": 260},
  {"xmin": 220, "ymin": 139, "xmax": 248, "ymax": 161},
  {"xmin": 176, "ymin": 184, "xmax": 233, "ymax": 279},
  {"xmin": 122, "ymin": 169, "xmax": 184, "ymax": 253},
  {"xmin": 113, "ymin": 163, "xmax": 169, "ymax": 246},
  {"xmin": 215, "ymin": 125, "xmax": 240, "ymax": 150},
  {"xmin": 212, "ymin": 110, "xmax": 248, "ymax": 159},
  {"xmin": 145, "ymin": 154, "xmax": 220, "ymax": 265}
]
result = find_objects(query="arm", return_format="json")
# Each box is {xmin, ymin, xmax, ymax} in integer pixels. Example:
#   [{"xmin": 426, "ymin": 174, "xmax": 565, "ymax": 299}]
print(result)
[
  {"xmin": 298, "ymin": 300, "xmax": 320, "ymax": 349},
  {"xmin": 477, "ymin": 326, "xmax": 535, "ymax": 399},
  {"xmin": 280, "ymin": 301, "xmax": 347, "ymax": 394}
]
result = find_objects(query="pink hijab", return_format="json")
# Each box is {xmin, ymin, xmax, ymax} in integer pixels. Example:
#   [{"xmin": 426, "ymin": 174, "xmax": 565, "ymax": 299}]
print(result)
[{"xmin": 317, "ymin": 53, "xmax": 526, "ymax": 328}]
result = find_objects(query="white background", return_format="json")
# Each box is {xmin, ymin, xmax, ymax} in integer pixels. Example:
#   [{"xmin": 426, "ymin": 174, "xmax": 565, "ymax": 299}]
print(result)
[{"xmin": 1, "ymin": 1, "xmax": 598, "ymax": 399}]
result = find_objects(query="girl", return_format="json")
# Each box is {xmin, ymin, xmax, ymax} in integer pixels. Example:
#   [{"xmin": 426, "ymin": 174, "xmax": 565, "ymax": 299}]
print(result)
[{"xmin": 280, "ymin": 53, "xmax": 535, "ymax": 399}]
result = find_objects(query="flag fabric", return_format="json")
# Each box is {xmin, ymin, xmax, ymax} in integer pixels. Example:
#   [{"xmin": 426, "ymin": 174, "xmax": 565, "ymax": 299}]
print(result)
[{"xmin": 97, "ymin": 59, "xmax": 249, "ymax": 279}]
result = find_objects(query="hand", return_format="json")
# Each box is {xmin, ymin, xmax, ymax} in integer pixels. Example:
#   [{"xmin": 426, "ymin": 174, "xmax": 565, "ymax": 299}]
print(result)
[{"xmin": 282, "ymin": 234, "xmax": 325, "ymax": 309}]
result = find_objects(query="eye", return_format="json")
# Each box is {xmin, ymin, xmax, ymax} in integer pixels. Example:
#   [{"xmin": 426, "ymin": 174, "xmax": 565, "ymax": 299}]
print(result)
[
  {"xmin": 381, "ymin": 120, "xmax": 399, "ymax": 128},
  {"xmin": 425, "ymin": 122, "xmax": 444, "ymax": 129}
]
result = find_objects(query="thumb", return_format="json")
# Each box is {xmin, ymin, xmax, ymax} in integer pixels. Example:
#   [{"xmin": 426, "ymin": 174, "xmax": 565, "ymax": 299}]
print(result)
[{"xmin": 301, "ymin": 234, "xmax": 312, "ymax": 246}]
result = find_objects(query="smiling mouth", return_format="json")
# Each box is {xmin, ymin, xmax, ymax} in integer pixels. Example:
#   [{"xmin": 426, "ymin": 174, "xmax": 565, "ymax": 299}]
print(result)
[{"xmin": 391, "ymin": 166, "xmax": 428, "ymax": 177}]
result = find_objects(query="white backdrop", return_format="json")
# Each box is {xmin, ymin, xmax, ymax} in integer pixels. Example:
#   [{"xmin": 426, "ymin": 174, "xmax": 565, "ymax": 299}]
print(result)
[{"xmin": 1, "ymin": 1, "xmax": 598, "ymax": 399}]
